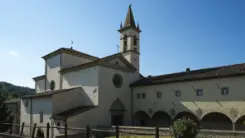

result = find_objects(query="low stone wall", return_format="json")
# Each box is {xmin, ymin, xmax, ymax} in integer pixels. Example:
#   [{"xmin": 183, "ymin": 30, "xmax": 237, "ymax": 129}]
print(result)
[
  {"xmin": 3, "ymin": 126, "xmax": 245, "ymax": 138},
  {"xmin": 114, "ymin": 126, "xmax": 245, "ymax": 138},
  {"xmin": 198, "ymin": 129, "xmax": 245, "ymax": 138}
]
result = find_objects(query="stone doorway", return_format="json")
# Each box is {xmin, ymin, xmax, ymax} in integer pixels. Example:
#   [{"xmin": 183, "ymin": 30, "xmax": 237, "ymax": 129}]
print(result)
[{"xmin": 110, "ymin": 98, "xmax": 125, "ymax": 126}]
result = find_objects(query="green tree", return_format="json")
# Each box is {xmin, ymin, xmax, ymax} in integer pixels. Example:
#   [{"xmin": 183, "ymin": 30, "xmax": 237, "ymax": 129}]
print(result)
[
  {"xmin": 170, "ymin": 117, "xmax": 199, "ymax": 138},
  {"xmin": 36, "ymin": 128, "xmax": 44, "ymax": 138},
  {"xmin": 0, "ymin": 93, "xmax": 14, "ymax": 132}
]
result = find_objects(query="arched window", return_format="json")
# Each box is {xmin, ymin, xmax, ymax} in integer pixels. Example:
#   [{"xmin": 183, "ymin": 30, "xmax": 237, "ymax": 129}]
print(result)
[
  {"xmin": 123, "ymin": 35, "xmax": 127, "ymax": 51},
  {"xmin": 50, "ymin": 81, "xmax": 55, "ymax": 90},
  {"xmin": 133, "ymin": 36, "xmax": 137, "ymax": 46}
]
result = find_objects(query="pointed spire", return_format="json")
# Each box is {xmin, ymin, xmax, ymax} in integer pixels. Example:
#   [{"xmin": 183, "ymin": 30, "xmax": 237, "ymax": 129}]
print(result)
[
  {"xmin": 120, "ymin": 22, "xmax": 122, "ymax": 28},
  {"xmin": 123, "ymin": 4, "xmax": 136, "ymax": 28},
  {"xmin": 137, "ymin": 22, "xmax": 140, "ymax": 30}
]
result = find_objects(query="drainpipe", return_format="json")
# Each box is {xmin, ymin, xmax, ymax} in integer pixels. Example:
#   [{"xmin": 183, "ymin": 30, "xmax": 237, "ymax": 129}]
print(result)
[
  {"xmin": 30, "ymin": 98, "xmax": 33, "ymax": 135},
  {"xmin": 51, "ymin": 119, "xmax": 54, "ymax": 138},
  {"xmin": 130, "ymin": 88, "xmax": 134, "ymax": 125}
]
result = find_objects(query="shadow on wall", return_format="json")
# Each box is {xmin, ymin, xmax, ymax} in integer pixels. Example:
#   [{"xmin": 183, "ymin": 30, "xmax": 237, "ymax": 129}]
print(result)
[
  {"xmin": 52, "ymin": 87, "xmax": 95, "ymax": 115},
  {"xmin": 134, "ymin": 100, "xmax": 245, "ymax": 131},
  {"xmin": 64, "ymin": 67, "xmax": 98, "ymax": 88}
]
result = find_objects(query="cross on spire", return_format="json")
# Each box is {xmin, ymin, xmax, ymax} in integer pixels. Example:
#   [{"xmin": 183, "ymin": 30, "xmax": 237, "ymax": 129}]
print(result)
[
  {"xmin": 71, "ymin": 40, "xmax": 74, "ymax": 49},
  {"xmin": 118, "ymin": 4, "xmax": 141, "ymax": 33},
  {"xmin": 123, "ymin": 4, "xmax": 136, "ymax": 28},
  {"xmin": 117, "ymin": 45, "xmax": 120, "ymax": 53}
]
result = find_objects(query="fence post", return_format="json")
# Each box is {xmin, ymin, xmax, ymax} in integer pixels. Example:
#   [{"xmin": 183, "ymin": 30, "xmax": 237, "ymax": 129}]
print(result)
[
  {"xmin": 31, "ymin": 123, "xmax": 37, "ymax": 138},
  {"xmin": 9, "ymin": 122, "xmax": 13, "ymax": 135},
  {"xmin": 116, "ymin": 125, "xmax": 119, "ymax": 138},
  {"xmin": 64, "ymin": 123, "xmax": 67, "ymax": 138},
  {"xmin": 19, "ymin": 122, "xmax": 25, "ymax": 136},
  {"xmin": 86, "ymin": 124, "xmax": 90, "ymax": 138},
  {"xmin": 46, "ymin": 123, "xmax": 50, "ymax": 138},
  {"xmin": 155, "ymin": 126, "xmax": 159, "ymax": 138}
]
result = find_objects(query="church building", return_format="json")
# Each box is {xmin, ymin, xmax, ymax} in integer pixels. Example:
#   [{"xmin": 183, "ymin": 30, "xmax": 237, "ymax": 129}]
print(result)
[{"xmin": 20, "ymin": 5, "xmax": 245, "ymax": 137}]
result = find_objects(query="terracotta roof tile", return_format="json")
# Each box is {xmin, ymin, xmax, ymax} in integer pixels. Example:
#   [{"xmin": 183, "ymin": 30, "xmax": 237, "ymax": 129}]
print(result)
[
  {"xmin": 123, "ymin": 5, "xmax": 136, "ymax": 28},
  {"xmin": 32, "ymin": 75, "xmax": 46, "ymax": 81},
  {"xmin": 22, "ymin": 87, "xmax": 82, "ymax": 99},
  {"xmin": 42, "ymin": 48, "xmax": 99, "ymax": 60},
  {"xmin": 60, "ymin": 52, "xmax": 137, "ymax": 73},
  {"xmin": 51, "ymin": 106, "xmax": 96, "ymax": 119},
  {"xmin": 130, "ymin": 63, "xmax": 245, "ymax": 87}
]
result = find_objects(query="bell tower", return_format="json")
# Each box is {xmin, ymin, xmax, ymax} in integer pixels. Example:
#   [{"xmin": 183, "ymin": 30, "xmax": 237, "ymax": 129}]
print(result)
[{"xmin": 118, "ymin": 5, "xmax": 141, "ymax": 72}]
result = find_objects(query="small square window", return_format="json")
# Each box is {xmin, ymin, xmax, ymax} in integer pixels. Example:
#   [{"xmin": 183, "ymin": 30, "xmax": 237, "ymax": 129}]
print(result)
[
  {"xmin": 40, "ymin": 112, "xmax": 43, "ymax": 123},
  {"xmin": 137, "ymin": 93, "xmax": 141, "ymax": 99},
  {"xmin": 157, "ymin": 92, "xmax": 162, "ymax": 99},
  {"xmin": 196, "ymin": 89, "xmax": 203, "ymax": 96},
  {"xmin": 142, "ymin": 93, "xmax": 146, "ymax": 99},
  {"xmin": 221, "ymin": 87, "xmax": 229, "ymax": 95},
  {"xmin": 175, "ymin": 90, "xmax": 181, "ymax": 97}
]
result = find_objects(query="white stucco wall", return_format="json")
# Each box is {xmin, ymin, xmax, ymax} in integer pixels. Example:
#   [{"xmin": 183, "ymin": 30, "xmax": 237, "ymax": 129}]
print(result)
[
  {"xmin": 20, "ymin": 99, "xmax": 31, "ymax": 136},
  {"xmin": 132, "ymin": 76, "xmax": 245, "ymax": 122},
  {"xmin": 20, "ymin": 97, "xmax": 61, "ymax": 138},
  {"xmin": 62, "ymin": 53, "xmax": 93, "ymax": 68},
  {"xmin": 46, "ymin": 54, "xmax": 61, "ymax": 91},
  {"xmin": 98, "ymin": 66, "xmax": 139, "ymax": 126},
  {"xmin": 67, "ymin": 66, "xmax": 140, "ymax": 128},
  {"xmin": 62, "ymin": 66, "xmax": 99, "ymax": 105},
  {"xmin": 108, "ymin": 58, "xmax": 127, "ymax": 68},
  {"xmin": 35, "ymin": 79, "xmax": 45, "ymax": 93}
]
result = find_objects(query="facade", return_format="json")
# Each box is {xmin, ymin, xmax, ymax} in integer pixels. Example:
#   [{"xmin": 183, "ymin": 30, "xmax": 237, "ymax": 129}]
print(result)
[{"xmin": 20, "ymin": 4, "xmax": 245, "ymax": 138}]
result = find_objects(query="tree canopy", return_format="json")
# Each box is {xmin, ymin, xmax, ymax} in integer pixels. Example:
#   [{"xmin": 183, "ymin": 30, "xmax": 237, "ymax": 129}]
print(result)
[
  {"xmin": 0, "ymin": 82, "xmax": 35, "ymax": 99},
  {"xmin": 0, "ymin": 93, "xmax": 15, "ymax": 132}
]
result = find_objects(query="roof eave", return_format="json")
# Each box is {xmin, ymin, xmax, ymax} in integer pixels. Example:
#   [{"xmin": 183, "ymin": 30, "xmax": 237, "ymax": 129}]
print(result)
[
  {"xmin": 118, "ymin": 26, "xmax": 141, "ymax": 33},
  {"xmin": 42, "ymin": 48, "xmax": 99, "ymax": 61},
  {"xmin": 130, "ymin": 73, "xmax": 245, "ymax": 87},
  {"xmin": 32, "ymin": 75, "xmax": 46, "ymax": 81}
]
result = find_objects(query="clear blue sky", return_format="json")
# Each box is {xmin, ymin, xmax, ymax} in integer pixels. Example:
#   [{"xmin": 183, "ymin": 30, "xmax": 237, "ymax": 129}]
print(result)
[{"xmin": 1, "ymin": 0, "xmax": 245, "ymax": 88}]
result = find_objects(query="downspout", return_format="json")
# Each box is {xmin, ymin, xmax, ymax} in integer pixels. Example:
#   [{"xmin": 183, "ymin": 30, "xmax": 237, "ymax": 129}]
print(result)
[
  {"xmin": 130, "ymin": 87, "xmax": 134, "ymax": 125},
  {"xmin": 60, "ymin": 53, "xmax": 63, "ymax": 89},
  {"xmin": 30, "ymin": 98, "xmax": 33, "ymax": 135},
  {"xmin": 51, "ymin": 118, "xmax": 54, "ymax": 138},
  {"xmin": 45, "ymin": 60, "xmax": 47, "ymax": 91}
]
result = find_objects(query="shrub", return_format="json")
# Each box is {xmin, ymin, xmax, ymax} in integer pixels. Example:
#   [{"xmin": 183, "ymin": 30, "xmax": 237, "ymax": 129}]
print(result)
[
  {"xmin": 170, "ymin": 117, "xmax": 198, "ymax": 138},
  {"xmin": 36, "ymin": 128, "xmax": 44, "ymax": 138}
]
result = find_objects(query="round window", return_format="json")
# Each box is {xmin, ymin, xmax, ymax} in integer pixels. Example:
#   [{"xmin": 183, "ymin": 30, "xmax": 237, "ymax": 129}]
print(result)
[{"xmin": 113, "ymin": 74, "xmax": 123, "ymax": 88}]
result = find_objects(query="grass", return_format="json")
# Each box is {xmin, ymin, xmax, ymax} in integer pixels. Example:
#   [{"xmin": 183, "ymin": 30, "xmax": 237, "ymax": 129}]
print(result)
[{"xmin": 107, "ymin": 135, "xmax": 172, "ymax": 138}]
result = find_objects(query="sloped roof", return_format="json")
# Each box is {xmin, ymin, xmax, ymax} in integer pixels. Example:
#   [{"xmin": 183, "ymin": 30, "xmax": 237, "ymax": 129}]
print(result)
[
  {"xmin": 123, "ymin": 5, "xmax": 136, "ymax": 28},
  {"xmin": 32, "ymin": 75, "xmax": 46, "ymax": 81},
  {"xmin": 4, "ymin": 98, "xmax": 21, "ymax": 103},
  {"xmin": 42, "ymin": 48, "xmax": 99, "ymax": 60},
  {"xmin": 130, "ymin": 63, "xmax": 245, "ymax": 87},
  {"xmin": 118, "ymin": 5, "xmax": 141, "ymax": 33},
  {"xmin": 22, "ymin": 87, "xmax": 82, "ymax": 99},
  {"xmin": 60, "ymin": 53, "xmax": 137, "ymax": 74},
  {"xmin": 51, "ymin": 106, "xmax": 96, "ymax": 119}
]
